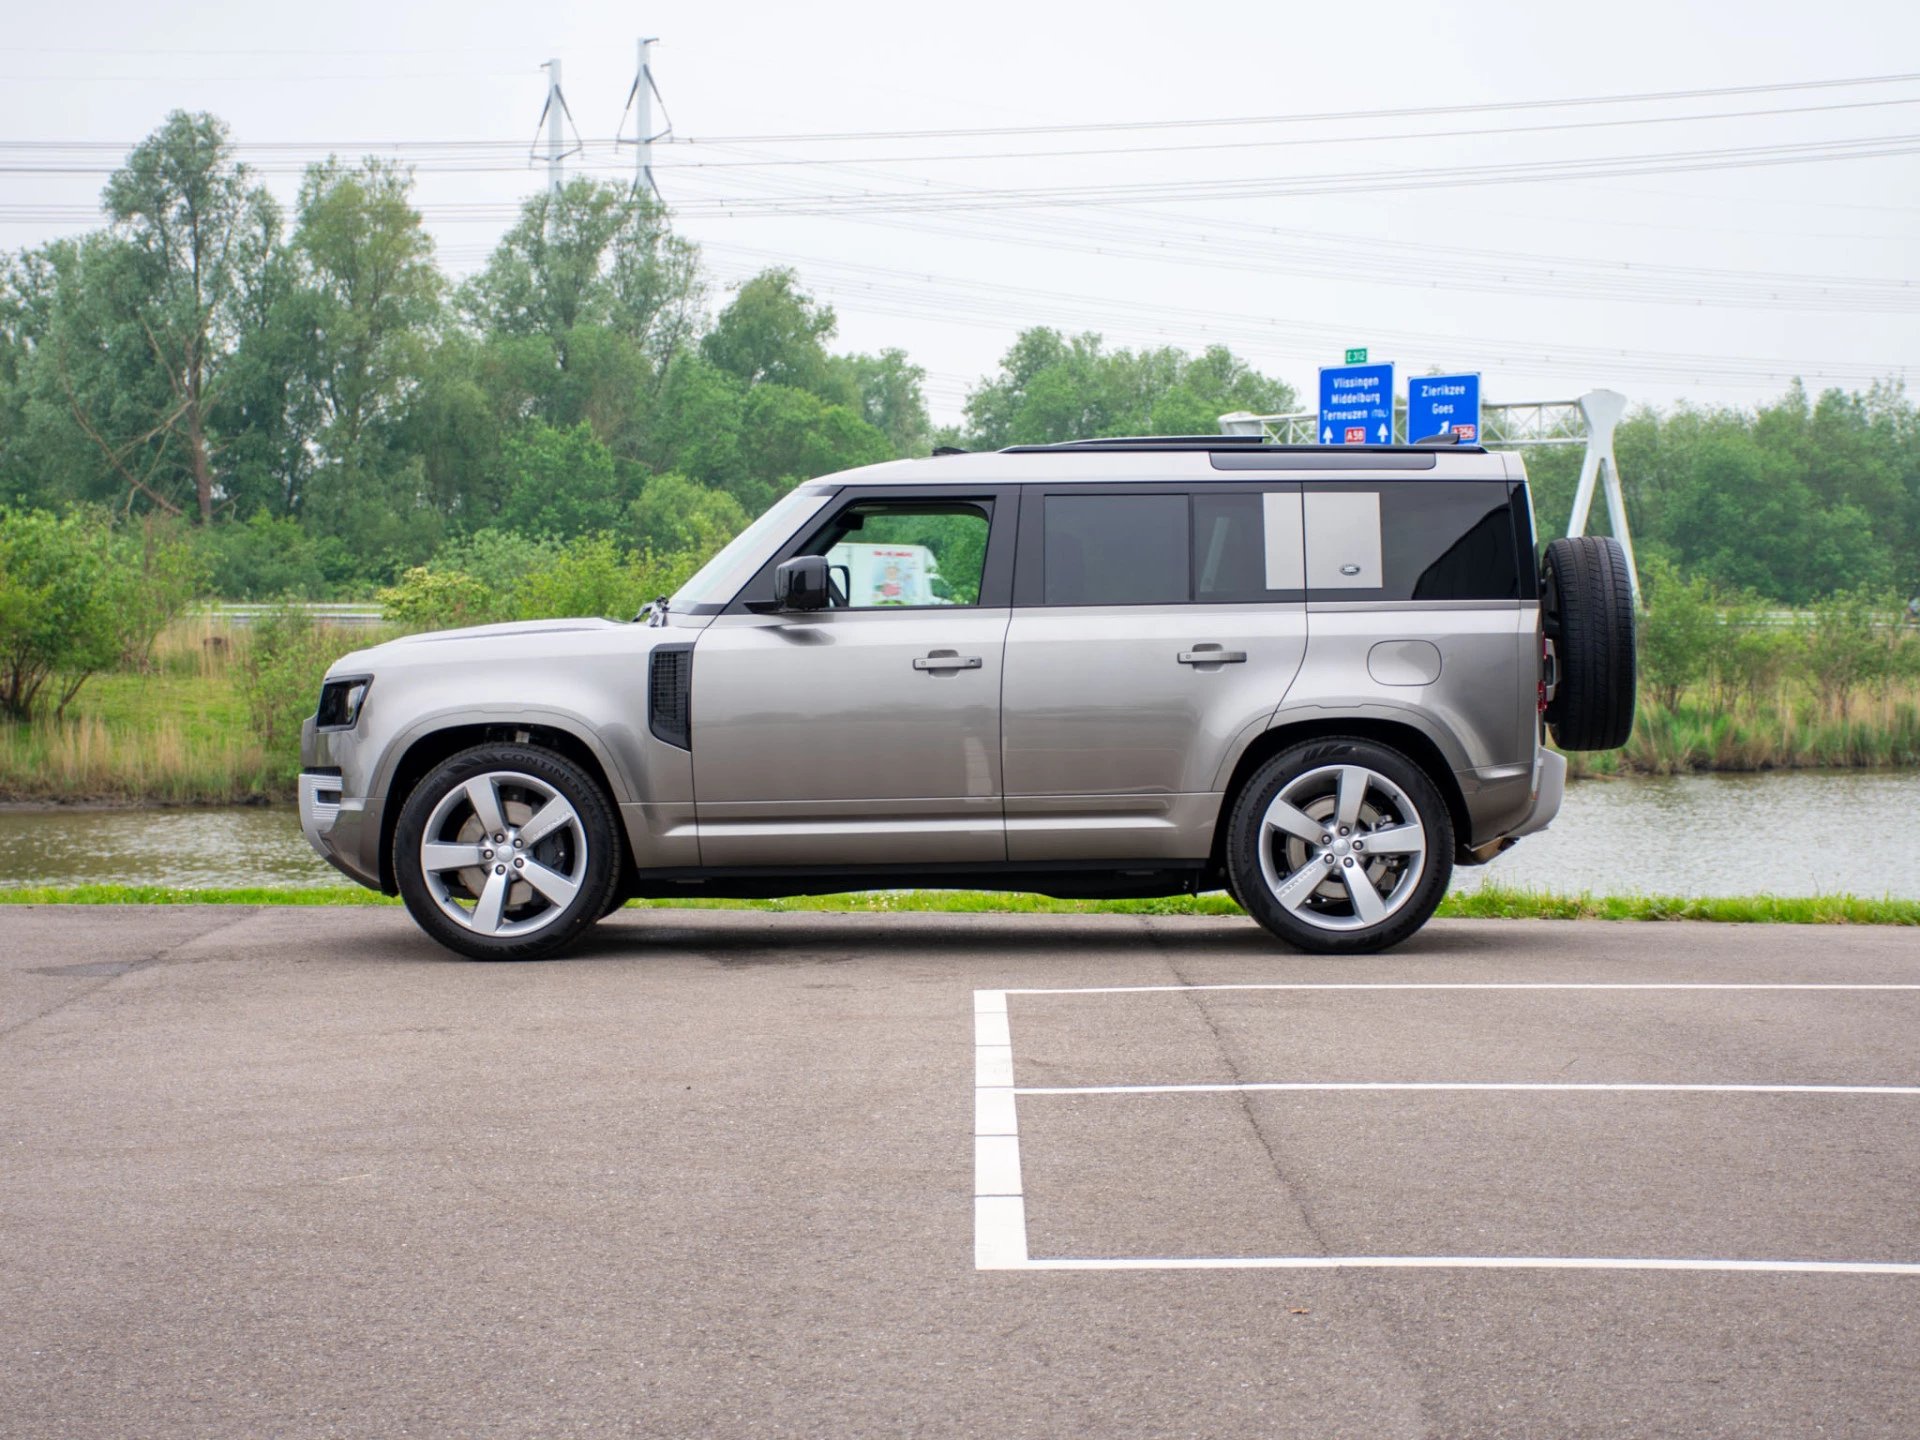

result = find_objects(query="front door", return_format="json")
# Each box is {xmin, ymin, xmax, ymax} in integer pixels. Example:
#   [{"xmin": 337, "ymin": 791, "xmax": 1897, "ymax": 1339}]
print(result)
[
  {"xmin": 1001, "ymin": 484, "xmax": 1309, "ymax": 861},
  {"xmin": 690, "ymin": 489, "xmax": 1014, "ymax": 868}
]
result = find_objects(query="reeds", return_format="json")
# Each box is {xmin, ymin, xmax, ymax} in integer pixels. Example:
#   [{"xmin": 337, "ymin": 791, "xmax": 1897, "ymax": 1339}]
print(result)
[
  {"xmin": 0, "ymin": 712, "xmax": 280, "ymax": 804},
  {"xmin": 1564, "ymin": 684, "xmax": 1920, "ymax": 777}
]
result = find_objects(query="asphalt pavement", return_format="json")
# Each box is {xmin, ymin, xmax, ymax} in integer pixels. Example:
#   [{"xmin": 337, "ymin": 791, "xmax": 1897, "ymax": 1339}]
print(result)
[{"xmin": 3, "ymin": 906, "xmax": 1918, "ymax": 1439}]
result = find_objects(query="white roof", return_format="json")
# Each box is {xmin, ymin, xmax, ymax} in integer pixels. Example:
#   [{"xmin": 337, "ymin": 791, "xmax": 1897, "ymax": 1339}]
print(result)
[{"xmin": 802, "ymin": 448, "xmax": 1521, "ymax": 490}]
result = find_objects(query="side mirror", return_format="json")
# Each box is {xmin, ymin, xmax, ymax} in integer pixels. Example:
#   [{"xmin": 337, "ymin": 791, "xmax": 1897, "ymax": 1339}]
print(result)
[{"xmin": 773, "ymin": 555, "xmax": 832, "ymax": 611}]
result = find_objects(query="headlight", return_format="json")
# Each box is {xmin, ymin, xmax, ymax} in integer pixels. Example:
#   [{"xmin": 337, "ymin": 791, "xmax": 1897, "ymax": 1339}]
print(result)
[{"xmin": 316, "ymin": 676, "xmax": 372, "ymax": 731}]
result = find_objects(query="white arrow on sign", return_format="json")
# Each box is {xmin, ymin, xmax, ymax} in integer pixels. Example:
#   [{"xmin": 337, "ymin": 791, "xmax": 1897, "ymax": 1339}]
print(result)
[
  {"xmin": 1376, "ymin": 423, "xmax": 1388, "ymax": 443},
  {"xmin": 1321, "ymin": 426, "xmax": 1332, "ymax": 443}
]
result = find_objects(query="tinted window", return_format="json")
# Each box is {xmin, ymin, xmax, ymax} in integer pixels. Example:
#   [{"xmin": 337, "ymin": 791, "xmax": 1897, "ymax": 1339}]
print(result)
[
  {"xmin": 1193, "ymin": 493, "xmax": 1265, "ymax": 599},
  {"xmin": 1396, "ymin": 484, "xmax": 1519, "ymax": 600},
  {"xmin": 1044, "ymin": 495, "xmax": 1188, "ymax": 606},
  {"xmin": 1305, "ymin": 482, "xmax": 1519, "ymax": 601}
]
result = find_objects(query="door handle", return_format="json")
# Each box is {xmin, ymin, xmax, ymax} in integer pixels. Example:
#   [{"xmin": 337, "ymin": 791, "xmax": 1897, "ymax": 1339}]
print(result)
[
  {"xmin": 1178, "ymin": 648, "xmax": 1247, "ymax": 665},
  {"xmin": 913, "ymin": 653, "xmax": 983, "ymax": 672}
]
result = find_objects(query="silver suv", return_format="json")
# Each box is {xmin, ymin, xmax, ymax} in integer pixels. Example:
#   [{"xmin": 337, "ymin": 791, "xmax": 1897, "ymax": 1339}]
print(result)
[{"xmin": 300, "ymin": 437, "xmax": 1636, "ymax": 960}]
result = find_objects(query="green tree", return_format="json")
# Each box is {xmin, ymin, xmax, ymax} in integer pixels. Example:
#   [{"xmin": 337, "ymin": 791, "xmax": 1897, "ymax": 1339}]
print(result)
[
  {"xmin": 738, "ymin": 383, "xmax": 893, "ymax": 510},
  {"xmin": 497, "ymin": 420, "xmax": 626, "ymax": 540},
  {"xmin": 841, "ymin": 347, "xmax": 931, "ymax": 455},
  {"xmin": 639, "ymin": 351, "xmax": 747, "ymax": 493},
  {"xmin": 461, "ymin": 179, "xmax": 701, "ymax": 373},
  {"xmin": 629, "ymin": 473, "xmax": 748, "ymax": 556},
  {"xmin": 279, "ymin": 160, "xmax": 441, "ymax": 481},
  {"xmin": 962, "ymin": 330, "xmax": 1295, "ymax": 448},
  {"xmin": 701, "ymin": 268, "xmax": 850, "ymax": 401},
  {"xmin": 65, "ymin": 112, "xmax": 280, "ymax": 522}
]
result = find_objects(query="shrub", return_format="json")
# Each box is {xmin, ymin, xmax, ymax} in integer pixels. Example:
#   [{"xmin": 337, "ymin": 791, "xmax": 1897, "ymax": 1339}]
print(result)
[
  {"xmin": 433, "ymin": 528, "xmax": 562, "ymax": 590},
  {"xmin": 198, "ymin": 512, "xmax": 343, "ymax": 600},
  {"xmin": 1711, "ymin": 596, "xmax": 1793, "ymax": 710},
  {"xmin": 1637, "ymin": 558, "xmax": 1720, "ymax": 713},
  {"xmin": 514, "ymin": 534, "xmax": 702, "ymax": 621},
  {"xmin": 376, "ymin": 565, "xmax": 502, "ymax": 632},
  {"xmin": 235, "ymin": 606, "xmax": 365, "ymax": 772},
  {"xmin": 107, "ymin": 516, "xmax": 207, "ymax": 671},
  {"xmin": 0, "ymin": 508, "xmax": 123, "ymax": 718},
  {"xmin": 1798, "ymin": 590, "xmax": 1893, "ymax": 722},
  {"xmin": 629, "ymin": 473, "xmax": 748, "ymax": 556},
  {"xmin": 379, "ymin": 531, "xmax": 709, "ymax": 631}
]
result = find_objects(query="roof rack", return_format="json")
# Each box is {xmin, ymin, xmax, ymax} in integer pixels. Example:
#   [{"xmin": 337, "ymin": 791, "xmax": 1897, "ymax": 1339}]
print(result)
[
  {"xmin": 1000, "ymin": 435, "xmax": 1266, "ymax": 453},
  {"xmin": 999, "ymin": 436, "xmax": 1486, "ymax": 455}
]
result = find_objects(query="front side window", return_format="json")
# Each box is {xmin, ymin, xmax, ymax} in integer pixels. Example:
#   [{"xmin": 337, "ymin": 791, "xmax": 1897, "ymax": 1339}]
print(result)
[{"xmin": 799, "ymin": 501, "xmax": 992, "ymax": 608}]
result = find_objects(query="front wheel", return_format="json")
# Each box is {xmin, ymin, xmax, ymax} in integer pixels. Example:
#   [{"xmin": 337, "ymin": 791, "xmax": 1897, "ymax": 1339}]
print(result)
[
  {"xmin": 393, "ymin": 744, "xmax": 622, "ymax": 960},
  {"xmin": 1225, "ymin": 738, "xmax": 1454, "ymax": 955}
]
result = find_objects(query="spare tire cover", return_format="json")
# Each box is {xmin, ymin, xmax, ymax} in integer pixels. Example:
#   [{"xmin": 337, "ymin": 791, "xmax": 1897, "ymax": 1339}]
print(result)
[{"xmin": 1542, "ymin": 536, "xmax": 1636, "ymax": 751}]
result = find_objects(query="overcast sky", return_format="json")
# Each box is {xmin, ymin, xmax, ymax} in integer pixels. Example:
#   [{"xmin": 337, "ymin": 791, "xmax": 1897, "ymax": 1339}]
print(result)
[{"xmin": 5, "ymin": 0, "xmax": 1917, "ymax": 425}]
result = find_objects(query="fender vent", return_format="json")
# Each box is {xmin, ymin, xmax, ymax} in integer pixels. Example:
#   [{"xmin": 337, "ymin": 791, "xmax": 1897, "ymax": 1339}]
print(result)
[{"xmin": 649, "ymin": 644, "xmax": 694, "ymax": 750}]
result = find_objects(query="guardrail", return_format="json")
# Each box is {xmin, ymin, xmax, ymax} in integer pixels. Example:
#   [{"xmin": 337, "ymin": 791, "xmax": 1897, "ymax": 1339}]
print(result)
[{"xmin": 192, "ymin": 603, "xmax": 386, "ymax": 627}]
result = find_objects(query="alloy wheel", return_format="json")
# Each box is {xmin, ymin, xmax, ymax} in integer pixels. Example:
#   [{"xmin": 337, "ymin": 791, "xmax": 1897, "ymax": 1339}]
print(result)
[
  {"xmin": 1254, "ymin": 763, "xmax": 1428, "ymax": 932},
  {"xmin": 418, "ymin": 770, "xmax": 589, "ymax": 938}
]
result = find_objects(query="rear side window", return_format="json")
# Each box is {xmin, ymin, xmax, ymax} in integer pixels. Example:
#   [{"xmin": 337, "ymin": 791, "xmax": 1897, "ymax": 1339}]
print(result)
[
  {"xmin": 1304, "ymin": 482, "xmax": 1520, "ymax": 601},
  {"xmin": 1034, "ymin": 488, "xmax": 1306, "ymax": 606},
  {"xmin": 1043, "ymin": 494, "xmax": 1188, "ymax": 605}
]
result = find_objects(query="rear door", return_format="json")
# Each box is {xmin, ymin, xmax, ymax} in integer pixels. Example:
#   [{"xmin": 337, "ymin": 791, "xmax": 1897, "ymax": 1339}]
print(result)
[
  {"xmin": 1000, "ymin": 484, "xmax": 1308, "ymax": 862},
  {"xmin": 1298, "ymin": 478, "xmax": 1534, "ymax": 772},
  {"xmin": 689, "ymin": 486, "xmax": 1016, "ymax": 868}
]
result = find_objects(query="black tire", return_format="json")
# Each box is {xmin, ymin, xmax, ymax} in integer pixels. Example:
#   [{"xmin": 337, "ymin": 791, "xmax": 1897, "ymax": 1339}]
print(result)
[
  {"xmin": 598, "ymin": 873, "xmax": 635, "ymax": 920},
  {"xmin": 393, "ymin": 743, "xmax": 622, "ymax": 961},
  {"xmin": 1542, "ymin": 536, "xmax": 1636, "ymax": 751},
  {"xmin": 1225, "ymin": 738, "xmax": 1454, "ymax": 955}
]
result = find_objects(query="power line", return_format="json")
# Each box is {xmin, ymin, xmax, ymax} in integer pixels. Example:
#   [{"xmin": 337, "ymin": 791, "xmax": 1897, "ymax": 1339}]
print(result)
[
  {"xmin": 693, "ymin": 245, "xmax": 1907, "ymax": 389},
  {"xmin": 650, "ymin": 133, "xmax": 1920, "ymax": 215},
  {"xmin": 647, "ymin": 95, "xmax": 1920, "ymax": 170},
  {"xmin": 0, "ymin": 70, "xmax": 526, "ymax": 83},
  {"xmin": 669, "ymin": 71, "xmax": 1920, "ymax": 145},
  {"xmin": 17, "ymin": 93, "xmax": 1910, "ymax": 176},
  {"xmin": 10, "ymin": 133, "xmax": 1913, "ymax": 311}
]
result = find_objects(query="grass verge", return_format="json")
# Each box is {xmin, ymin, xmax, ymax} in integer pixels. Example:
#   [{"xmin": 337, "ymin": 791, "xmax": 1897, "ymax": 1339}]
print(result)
[{"xmin": 0, "ymin": 883, "xmax": 1913, "ymax": 925}]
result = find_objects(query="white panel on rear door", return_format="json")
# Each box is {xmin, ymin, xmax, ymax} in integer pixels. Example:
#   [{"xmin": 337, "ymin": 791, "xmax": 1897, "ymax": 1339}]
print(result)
[
  {"xmin": 1304, "ymin": 490, "xmax": 1382, "ymax": 589},
  {"xmin": 1261, "ymin": 490, "xmax": 1305, "ymax": 590}
]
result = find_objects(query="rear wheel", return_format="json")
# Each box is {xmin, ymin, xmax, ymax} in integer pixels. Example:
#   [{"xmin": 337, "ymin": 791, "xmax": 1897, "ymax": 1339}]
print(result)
[
  {"xmin": 1226, "ymin": 738, "xmax": 1454, "ymax": 955},
  {"xmin": 393, "ymin": 744, "xmax": 621, "ymax": 961}
]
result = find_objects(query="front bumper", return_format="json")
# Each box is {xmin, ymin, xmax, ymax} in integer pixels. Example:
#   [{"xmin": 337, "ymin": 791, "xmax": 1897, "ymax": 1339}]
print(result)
[
  {"xmin": 299, "ymin": 767, "xmax": 382, "ymax": 889},
  {"xmin": 298, "ymin": 769, "xmax": 343, "ymax": 854}
]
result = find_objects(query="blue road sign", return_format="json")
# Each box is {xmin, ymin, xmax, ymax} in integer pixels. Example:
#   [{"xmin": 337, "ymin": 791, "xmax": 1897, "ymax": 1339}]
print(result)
[
  {"xmin": 1318, "ymin": 363, "xmax": 1395, "ymax": 445},
  {"xmin": 1408, "ymin": 373, "xmax": 1482, "ymax": 444}
]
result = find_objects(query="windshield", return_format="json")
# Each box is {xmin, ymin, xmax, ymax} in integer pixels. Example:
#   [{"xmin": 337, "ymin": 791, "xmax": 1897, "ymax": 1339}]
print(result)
[{"xmin": 669, "ymin": 487, "xmax": 833, "ymax": 613}]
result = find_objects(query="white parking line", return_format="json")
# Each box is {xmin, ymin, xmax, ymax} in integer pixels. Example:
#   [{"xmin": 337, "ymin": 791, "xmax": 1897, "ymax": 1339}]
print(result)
[
  {"xmin": 973, "ymin": 983, "xmax": 1920, "ymax": 1276},
  {"xmin": 1017, "ymin": 1256, "xmax": 1920, "ymax": 1275},
  {"xmin": 974, "ymin": 990, "xmax": 1029, "ymax": 1269},
  {"xmin": 1016, "ymin": 1082, "xmax": 1920, "ymax": 1096},
  {"xmin": 1004, "ymin": 983, "xmax": 1920, "ymax": 995}
]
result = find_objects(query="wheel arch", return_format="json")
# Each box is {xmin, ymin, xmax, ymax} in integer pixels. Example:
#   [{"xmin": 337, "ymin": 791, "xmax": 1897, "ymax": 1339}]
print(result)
[
  {"xmin": 376, "ymin": 722, "xmax": 625, "ymax": 894},
  {"xmin": 1209, "ymin": 716, "xmax": 1471, "ymax": 876}
]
